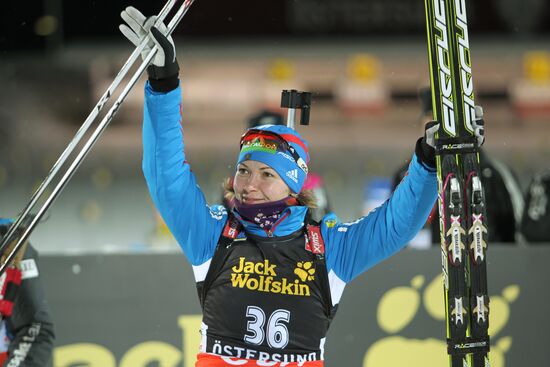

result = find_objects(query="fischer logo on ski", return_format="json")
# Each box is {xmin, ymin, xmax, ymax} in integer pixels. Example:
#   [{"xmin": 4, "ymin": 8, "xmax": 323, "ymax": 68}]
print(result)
[
  {"xmin": 432, "ymin": 0, "xmax": 456, "ymax": 137},
  {"xmin": 454, "ymin": 0, "xmax": 477, "ymax": 133}
]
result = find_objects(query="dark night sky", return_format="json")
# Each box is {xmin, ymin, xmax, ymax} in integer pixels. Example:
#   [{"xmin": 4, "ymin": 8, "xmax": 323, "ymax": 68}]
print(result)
[{"xmin": 1, "ymin": 0, "xmax": 549, "ymax": 51}]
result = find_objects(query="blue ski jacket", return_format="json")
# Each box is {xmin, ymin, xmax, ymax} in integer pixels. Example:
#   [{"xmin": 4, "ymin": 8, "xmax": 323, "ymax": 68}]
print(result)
[{"xmin": 142, "ymin": 82, "xmax": 438, "ymax": 304}]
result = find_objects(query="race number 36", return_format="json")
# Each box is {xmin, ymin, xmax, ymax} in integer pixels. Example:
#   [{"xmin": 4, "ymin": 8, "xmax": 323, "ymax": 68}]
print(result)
[{"xmin": 244, "ymin": 306, "xmax": 291, "ymax": 349}]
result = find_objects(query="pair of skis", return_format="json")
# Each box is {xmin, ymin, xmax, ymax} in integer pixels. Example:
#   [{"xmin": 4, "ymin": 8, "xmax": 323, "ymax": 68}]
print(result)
[{"xmin": 424, "ymin": 0, "xmax": 490, "ymax": 366}]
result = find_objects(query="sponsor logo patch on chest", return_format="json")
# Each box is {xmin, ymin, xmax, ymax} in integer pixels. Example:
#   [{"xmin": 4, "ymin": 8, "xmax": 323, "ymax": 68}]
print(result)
[{"xmin": 230, "ymin": 257, "xmax": 312, "ymax": 297}]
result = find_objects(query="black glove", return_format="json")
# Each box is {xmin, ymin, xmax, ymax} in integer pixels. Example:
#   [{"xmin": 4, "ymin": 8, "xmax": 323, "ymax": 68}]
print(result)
[
  {"xmin": 416, "ymin": 106, "xmax": 485, "ymax": 168},
  {"xmin": 416, "ymin": 120, "xmax": 439, "ymax": 168},
  {"xmin": 119, "ymin": 6, "xmax": 179, "ymax": 92}
]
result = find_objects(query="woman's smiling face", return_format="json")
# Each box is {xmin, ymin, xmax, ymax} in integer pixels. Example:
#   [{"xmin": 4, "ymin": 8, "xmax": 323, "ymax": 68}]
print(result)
[{"xmin": 233, "ymin": 160, "xmax": 290, "ymax": 204}]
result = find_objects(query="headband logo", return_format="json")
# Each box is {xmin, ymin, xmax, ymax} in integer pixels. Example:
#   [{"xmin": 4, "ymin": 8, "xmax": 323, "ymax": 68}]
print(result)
[
  {"xmin": 286, "ymin": 169, "xmax": 299, "ymax": 184},
  {"xmin": 241, "ymin": 136, "xmax": 278, "ymax": 154}
]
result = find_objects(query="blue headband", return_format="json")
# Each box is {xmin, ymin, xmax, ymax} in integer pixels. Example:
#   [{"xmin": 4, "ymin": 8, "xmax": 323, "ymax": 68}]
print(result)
[{"xmin": 237, "ymin": 125, "xmax": 309, "ymax": 193}]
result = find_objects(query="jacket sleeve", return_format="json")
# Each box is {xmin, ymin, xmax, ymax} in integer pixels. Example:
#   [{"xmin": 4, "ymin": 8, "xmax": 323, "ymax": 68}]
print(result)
[
  {"xmin": 323, "ymin": 153, "xmax": 438, "ymax": 283},
  {"xmin": 142, "ymin": 82, "xmax": 226, "ymax": 265},
  {"xmin": 5, "ymin": 245, "xmax": 55, "ymax": 367}
]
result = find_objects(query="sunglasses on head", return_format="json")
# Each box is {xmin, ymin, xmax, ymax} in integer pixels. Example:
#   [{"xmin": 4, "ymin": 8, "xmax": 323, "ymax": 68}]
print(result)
[{"xmin": 240, "ymin": 129, "xmax": 309, "ymax": 174}]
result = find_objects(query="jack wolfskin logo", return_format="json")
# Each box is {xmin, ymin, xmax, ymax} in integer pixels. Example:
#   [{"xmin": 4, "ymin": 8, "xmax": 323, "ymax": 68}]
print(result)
[
  {"xmin": 230, "ymin": 257, "xmax": 311, "ymax": 296},
  {"xmin": 364, "ymin": 274, "xmax": 519, "ymax": 367},
  {"xmin": 286, "ymin": 169, "xmax": 299, "ymax": 183},
  {"xmin": 294, "ymin": 261, "xmax": 315, "ymax": 282},
  {"xmin": 324, "ymin": 219, "xmax": 337, "ymax": 228}
]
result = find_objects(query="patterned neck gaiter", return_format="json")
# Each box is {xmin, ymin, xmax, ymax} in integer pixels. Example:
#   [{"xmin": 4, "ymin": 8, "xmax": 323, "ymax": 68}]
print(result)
[{"xmin": 234, "ymin": 197, "xmax": 297, "ymax": 230}]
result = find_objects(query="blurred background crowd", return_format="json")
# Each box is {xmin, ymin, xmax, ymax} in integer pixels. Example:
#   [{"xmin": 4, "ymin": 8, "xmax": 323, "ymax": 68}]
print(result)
[{"xmin": 1, "ymin": 0, "xmax": 549, "ymax": 252}]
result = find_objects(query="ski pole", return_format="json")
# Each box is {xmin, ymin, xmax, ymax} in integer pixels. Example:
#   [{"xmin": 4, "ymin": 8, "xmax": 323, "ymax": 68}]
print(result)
[{"xmin": 0, "ymin": 0, "xmax": 196, "ymax": 275}]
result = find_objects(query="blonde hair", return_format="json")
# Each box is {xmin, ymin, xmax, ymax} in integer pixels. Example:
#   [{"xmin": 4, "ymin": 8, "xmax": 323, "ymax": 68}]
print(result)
[{"xmin": 223, "ymin": 177, "xmax": 318, "ymax": 209}]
